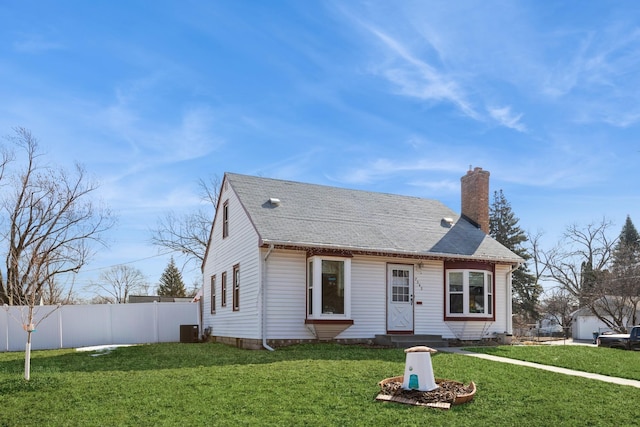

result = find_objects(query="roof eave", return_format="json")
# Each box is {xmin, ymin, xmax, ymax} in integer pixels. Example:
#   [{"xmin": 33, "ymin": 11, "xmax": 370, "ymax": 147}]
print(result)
[{"xmin": 260, "ymin": 239, "xmax": 523, "ymax": 265}]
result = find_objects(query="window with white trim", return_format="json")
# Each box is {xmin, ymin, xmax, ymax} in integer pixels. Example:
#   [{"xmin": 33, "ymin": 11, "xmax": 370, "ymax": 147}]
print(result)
[
  {"xmin": 221, "ymin": 271, "xmax": 227, "ymax": 307},
  {"xmin": 232, "ymin": 264, "xmax": 240, "ymax": 311},
  {"xmin": 222, "ymin": 200, "xmax": 229, "ymax": 238},
  {"xmin": 210, "ymin": 275, "xmax": 216, "ymax": 314},
  {"xmin": 446, "ymin": 269, "xmax": 493, "ymax": 317},
  {"xmin": 306, "ymin": 256, "xmax": 351, "ymax": 318},
  {"xmin": 307, "ymin": 260, "xmax": 313, "ymax": 315}
]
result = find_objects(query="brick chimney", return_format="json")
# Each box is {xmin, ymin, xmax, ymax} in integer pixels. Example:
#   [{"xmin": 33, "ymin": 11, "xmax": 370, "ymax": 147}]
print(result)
[{"xmin": 460, "ymin": 167, "xmax": 490, "ymax": 234}]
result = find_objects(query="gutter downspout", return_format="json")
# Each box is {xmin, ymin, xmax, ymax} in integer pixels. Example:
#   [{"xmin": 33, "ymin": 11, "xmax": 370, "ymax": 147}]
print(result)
[
  {"xmin": 505, "ymin": 263, "xmax": 520, "ymax": 335},
  {"xmin": 262, "ymin": 244, "xmax": 275, "ymax": 351}
]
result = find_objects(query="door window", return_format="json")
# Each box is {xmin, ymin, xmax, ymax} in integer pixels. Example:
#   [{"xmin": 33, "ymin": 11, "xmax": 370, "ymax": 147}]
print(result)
[{"xmin": 391, "ymin": 269, "xmax": 410, "ymax": 302}]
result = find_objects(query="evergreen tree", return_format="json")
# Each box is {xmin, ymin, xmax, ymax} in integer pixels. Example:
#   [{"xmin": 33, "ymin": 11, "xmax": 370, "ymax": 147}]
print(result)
[
  {"xmin": 609, "ymin": 216, "xmax": 640, "ymax": 303},
  {"xmin": 579, "ymin": 260, "xmax": 599, "ymax": 305},
  {"xmin": 489, "ymin": 190, "xmax": 541, "ymax": 322},
  {"xmin": 157, "ymin": 257, "xmax": 187, "ymax": 297},
  {"xmin": 612, "ymin": 215, "xmax": 640, "ymax": 269}
]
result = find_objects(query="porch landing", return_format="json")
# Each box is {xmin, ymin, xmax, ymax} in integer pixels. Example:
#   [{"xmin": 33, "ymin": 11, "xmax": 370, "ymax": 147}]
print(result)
[{"xmin": 374, "ymin": 334, "xmax": 448, "ymax": 349}]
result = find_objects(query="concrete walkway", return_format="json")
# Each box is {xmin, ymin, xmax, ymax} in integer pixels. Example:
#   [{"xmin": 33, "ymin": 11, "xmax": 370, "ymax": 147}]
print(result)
[{"xmin": 438, "ymin": 346, "xmax": 640, "ymax": 389}]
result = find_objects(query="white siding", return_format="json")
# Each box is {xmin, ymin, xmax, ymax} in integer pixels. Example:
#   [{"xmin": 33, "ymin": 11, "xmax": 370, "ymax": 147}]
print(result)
[
  {"xmin": 573, "ymin": 315, "xmax": 616, "ymax": 340},
  {"xmin": 338, "ymin": 257, "xmax": 386, "ymax": 338},
  {"xmin": 203, "ymin": 195, "xmax": 516, "ymax": 342},
  {"xmin": 494, "ymin": 264, "xmax": 510, "ymax": 334},
  {"xmin": 414, "ymin": 260, "xmax": 448, "ymax": 336},
  {"xmin": 262, "ymin": 254, "xmax": 514, "ymax": 340},
  {"xmin": 202, "ymin": 181, "xmax": 262, "ymax": 340},
  {"xmin": 264, "ymin": 250, "xmax": 313, "ymax": 339}
]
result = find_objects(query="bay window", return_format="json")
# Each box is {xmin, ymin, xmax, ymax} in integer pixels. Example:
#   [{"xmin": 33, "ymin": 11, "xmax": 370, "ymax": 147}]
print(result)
[
  {"xmin": 306, "ymin": 256, "xmax": 351, "ymax": 318},
  {"xmin": 446, "ymin": 269, "xmax": 493, "ymax": 318}
]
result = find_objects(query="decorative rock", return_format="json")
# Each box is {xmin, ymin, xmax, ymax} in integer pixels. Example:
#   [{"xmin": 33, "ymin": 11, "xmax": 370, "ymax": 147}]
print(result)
[{"xmin": 377, "ymin": 376, "xmax": 476, "ymax": 408}]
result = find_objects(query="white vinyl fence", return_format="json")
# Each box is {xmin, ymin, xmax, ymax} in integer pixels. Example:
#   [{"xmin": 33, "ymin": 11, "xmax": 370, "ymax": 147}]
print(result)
[{"xmin": 1, "ymin": 302, "xmax": 200, "ymax": 352}]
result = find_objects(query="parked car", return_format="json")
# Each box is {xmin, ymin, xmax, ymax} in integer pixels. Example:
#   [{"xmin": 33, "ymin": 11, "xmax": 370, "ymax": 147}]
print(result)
[
  {"xmin": 536, "ymin": 324, "xmax": 564, "ymax": 334},
  {"xmin": 596, "ymin": 326, "xmax": 640, "ymax": 350}
]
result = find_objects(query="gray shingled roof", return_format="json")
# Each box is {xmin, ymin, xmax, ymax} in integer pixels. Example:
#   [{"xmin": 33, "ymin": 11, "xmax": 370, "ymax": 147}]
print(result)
[{"xmin": 226, "ymin": 173, "xmax": 522, "ymax": 263}]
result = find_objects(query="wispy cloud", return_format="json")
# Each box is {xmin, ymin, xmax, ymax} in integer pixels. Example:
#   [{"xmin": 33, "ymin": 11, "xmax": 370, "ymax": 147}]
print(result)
[
  {"xmin": 406, "ymin": 178, "xmax": 459, "ymax": 194},
  {"xmin": 364, "ymin": 25, "xmax": 480, "ymax": 121},
  {"xmin": 337, "ymin": 157, "xmax": 463, "ymax": 185},
  {"xmin": 13, "ymin": 34, "xmax": 65, "ymax": 53},
  {"xmin": 98, "ymin": 104, "xmax": 222, "ymax": 183},
  {"xmin": 337, "ymin": 5, "xmax": 532, "ymax": 132},
  {"xmin": 173, "ymin": 107, "xmax": 221, "ymax": 160},
  {"xmin": 602, "ymin": 110, "xmax": 640, "ymax": 128},
  {"xmin": 98, "ymin": 73, "xmax": 223, "ymax": 172},
  {"xmin": 542, "ymin": 32, "xmax": 595, "ymax": 98},
  {"xmin": 494, "ymin": 132, "xmax": 617, "ymax": 189},
  {"xmin": 541, "ymin": 25, "xmax": 640, "ymax": 127},
  {"xmin": 255, "ymin": 148, "xmax": 325, "ymax": 182},
  {"xmin": 487, "ymin": 106, "xmax": 526, "ymax": 132}
]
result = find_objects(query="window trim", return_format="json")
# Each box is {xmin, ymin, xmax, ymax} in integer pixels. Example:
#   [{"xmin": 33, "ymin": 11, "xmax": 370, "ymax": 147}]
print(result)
[
  {"xmin": 232, "ymin": 264, "xmax": 240, "ymax": 311},
  {"xmin": 210, "ymin": 275, "xmax": 216, "ymax": 314},
  {"xmin": 306, "ymin": 255, "xmax": 351, "ymax": 320},
  {"xmin": 307, "ymin": 259, "xmax": 313, "ymax": 316},
  {"xmin": 444, "ymin": 263, "xmax": 495, "ymax": 321},
  {"xmin": 221, "ymin": 271, "xmax": 227, "ymax": 307},
  {"xmin": 222, "ymin": 200, "xmax": 229, "ymax": 239}
]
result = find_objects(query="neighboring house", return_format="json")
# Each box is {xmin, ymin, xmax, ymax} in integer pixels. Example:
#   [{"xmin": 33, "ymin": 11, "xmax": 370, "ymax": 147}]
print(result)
[
  {"xmin": 202, "ymin": 167, "xmax": 522, "ymax": 349},
  {"xmin": 571, "ymin": 296, "xmax": 638, "ymax": 340},
  {"xmin": 536, "ymin": 314, "xmax": 564, "ymax": 335},
  {"xmin": 572, "ymin": 306, "xmax": 612, "ymax": 340}
]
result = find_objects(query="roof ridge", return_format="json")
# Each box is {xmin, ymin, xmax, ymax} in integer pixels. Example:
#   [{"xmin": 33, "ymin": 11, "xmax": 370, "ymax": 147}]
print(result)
[{"xmin": 224, "ymin": 172, "xmax": 441, "ymax": 203}]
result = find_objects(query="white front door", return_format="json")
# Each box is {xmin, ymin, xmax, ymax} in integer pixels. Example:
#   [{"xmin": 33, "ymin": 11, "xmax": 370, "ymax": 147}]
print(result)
[{"xmin": 387, "ymin": 264, "xmax": 414, "ymax": 332}]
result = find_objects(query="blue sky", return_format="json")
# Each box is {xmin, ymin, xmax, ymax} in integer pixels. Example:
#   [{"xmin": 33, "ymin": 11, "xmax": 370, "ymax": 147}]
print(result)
[{"xmin": 2, "ymin": 1, "xmax": 640, "ymax": 297}]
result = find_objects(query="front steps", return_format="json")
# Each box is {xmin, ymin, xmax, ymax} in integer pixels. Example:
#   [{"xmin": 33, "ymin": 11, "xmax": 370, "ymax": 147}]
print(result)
[{"xmin": 374, "ymin": 334, "xmax": 448, "ymax": 349}]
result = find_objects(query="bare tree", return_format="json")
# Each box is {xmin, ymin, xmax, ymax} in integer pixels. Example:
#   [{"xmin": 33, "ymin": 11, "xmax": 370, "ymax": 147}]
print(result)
[
  {"xmin": 39, "ymin": 275, "xmax": 77, "ymax": 305},
  {"xmin": 89, "ymin": 295, "xmax": 113, "ymax": 304},
  {"xmin": 150, "ymin": 175, "xmax": 220, "ymax": 269},
  {"xmin": 542, "ymin": 219, "xmax": 615, "ymax": 304},
  {"xmin": 527, "ymin": 230, "xmax": 548, "ymax": 287},
  {"xmin": 0, "ymin": 127, "xmax": 115, "ymax": 379},
  {"xmin": 537, "ymin": 218, "xmax": 640, "ymax": 332},
  {"xmin": 187, "ymin": 278, "xmax": 201, "ymax": 298},
  {"xmin": 0, "ymin": 128, "xmax": 114, "ymax": 305},
  {"xmin": 585, "ymin": 294, "xmax": 637, "ymax": 333},
  {"xmin": 88, "ymin": 265, "xmax": 147, "ymax": 304},
  {"xmin": 584, "ymin": 218, "xmax": 640, "ymax": 332},
  {"xmin": 541, "ymin": 288, "xmax": 578, "ymax": 337},
  {"xmin": 514, "ymin": 229, "xmax": 550, "ymax": 333}
]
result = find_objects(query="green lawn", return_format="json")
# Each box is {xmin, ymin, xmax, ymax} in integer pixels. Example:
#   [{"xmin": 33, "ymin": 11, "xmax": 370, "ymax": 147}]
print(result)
[
  {"xmin": 466, "ymin": 344, "xmax": 640, "ymax": 380},
  {"xmin": 0, "ymin": 343, "xmax": 638, "ymax": 426}
]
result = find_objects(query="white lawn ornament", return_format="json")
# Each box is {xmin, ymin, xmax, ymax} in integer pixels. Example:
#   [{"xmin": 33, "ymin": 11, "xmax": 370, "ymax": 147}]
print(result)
[{"xmin": 402, "ymin": 346, "xmax": 438, "ymax": 392}]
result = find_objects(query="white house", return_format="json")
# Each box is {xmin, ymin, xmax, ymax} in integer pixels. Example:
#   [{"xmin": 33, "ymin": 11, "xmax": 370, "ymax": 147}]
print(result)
[
  {"xmin": 571, "ymin": 296, "xmax": 639, "ymax": 340},
  {"xmin": 572, "ymin": 307, "xmax": 612, "ymax": 341},
  {"xmin": 202, "ymin": 167, "xmax": 522, "ymax": 349}
]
